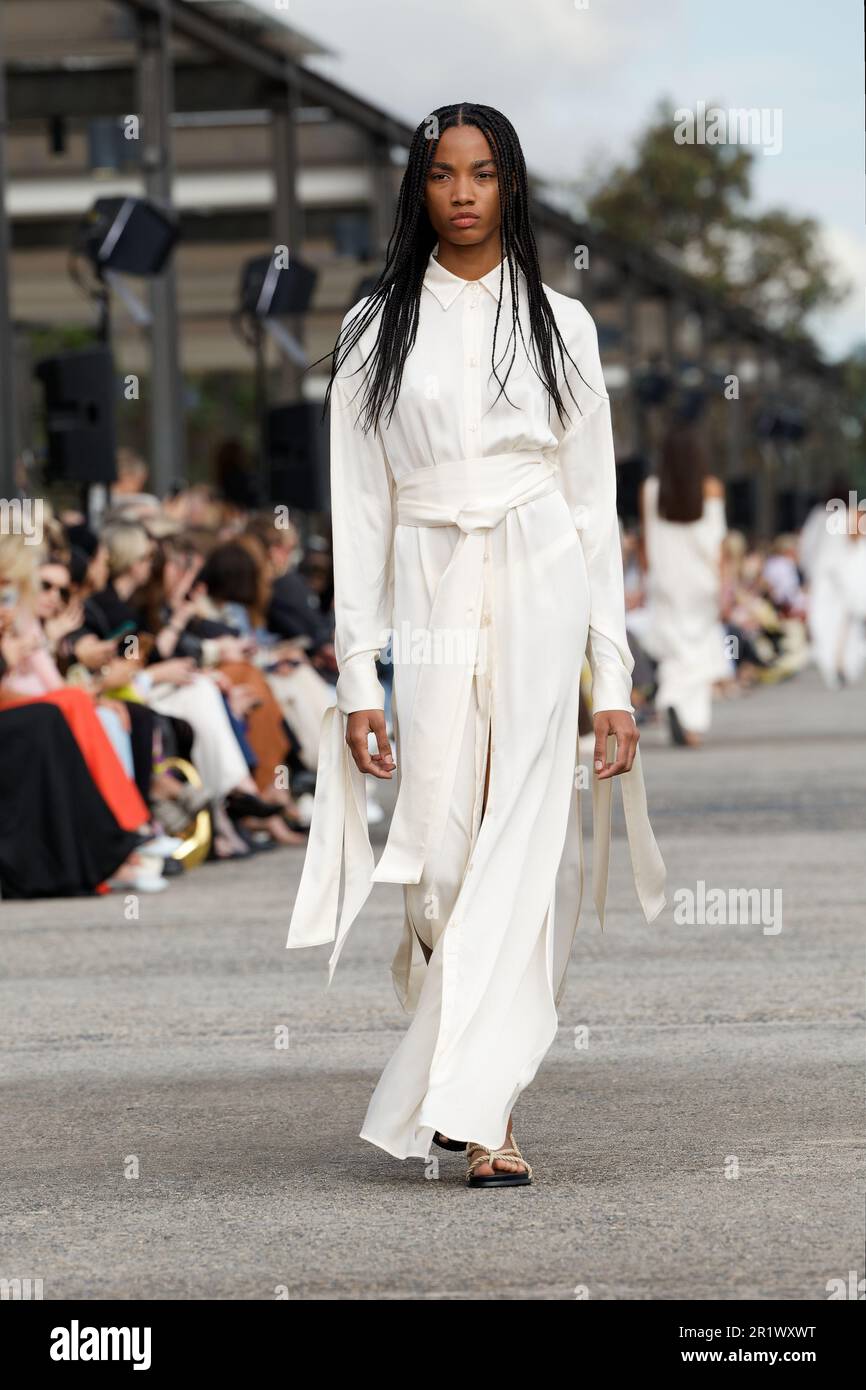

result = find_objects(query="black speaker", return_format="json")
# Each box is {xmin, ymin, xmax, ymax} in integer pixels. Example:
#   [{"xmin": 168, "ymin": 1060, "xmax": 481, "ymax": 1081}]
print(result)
[
  {"xmin": 728, "ymin": 477, "xmax": 757, "ymax": 532},
  {"xmin": 670, "ymin": 385, "xmax": 708, "ymax": 425},
  {"xmin": 240, "ymin": 255, "xmax": 317, "ymax": 317},
  {"xmin": 616, "ymin": 454, "xmax": 648, "ymax": 524},
  {"xmin": 35, "ymin": 347, "xmax": 117, "ymax": 484},
  {"xmin": 776, "ymin": 489, "xmax": 812, "ymax": 533},
  {"xmin": 634, "ymin": 368, "xmax": 672, "ymax": 406},
  {"xmin": 80, "ymin": 196, "xmax": 179, "ymax": 275},
  {"xmin": 265, "ymin": 402, "xmax": 328, "ymax": 510},
  {"xmin": 755, "ymin": 407, "xmax": 808, "ymax": 443}
]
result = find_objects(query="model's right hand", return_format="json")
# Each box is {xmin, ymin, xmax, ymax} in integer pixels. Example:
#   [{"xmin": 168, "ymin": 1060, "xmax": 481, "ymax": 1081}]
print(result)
[{"xmin": 346, "ymin": 709, "xmax": 396, "ymax": 779}]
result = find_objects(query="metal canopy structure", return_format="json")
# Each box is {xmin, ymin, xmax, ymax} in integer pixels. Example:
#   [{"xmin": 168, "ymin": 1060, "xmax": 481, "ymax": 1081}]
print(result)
[{"xmin": 0, "ymin": 0, "xmax": 851, "ymax": 531}]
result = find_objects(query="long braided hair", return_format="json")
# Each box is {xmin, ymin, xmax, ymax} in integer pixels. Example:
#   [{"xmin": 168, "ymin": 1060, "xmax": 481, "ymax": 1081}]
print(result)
[{"xmin": 316, "ymin": 102, "xmax": 598, "ymax": 436}]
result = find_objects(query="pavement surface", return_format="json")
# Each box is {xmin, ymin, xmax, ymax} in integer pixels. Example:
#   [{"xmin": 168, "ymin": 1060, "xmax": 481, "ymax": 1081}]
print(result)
[{"xmin": 1, "ymin": 669, "xmax": 863, "ymax": 1300}]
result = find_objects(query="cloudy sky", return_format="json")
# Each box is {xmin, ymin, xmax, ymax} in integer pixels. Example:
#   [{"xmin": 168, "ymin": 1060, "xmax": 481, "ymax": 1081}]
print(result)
[{"xmin": 249, "ymin": 0, "xmax": 864, "ymax": 359}]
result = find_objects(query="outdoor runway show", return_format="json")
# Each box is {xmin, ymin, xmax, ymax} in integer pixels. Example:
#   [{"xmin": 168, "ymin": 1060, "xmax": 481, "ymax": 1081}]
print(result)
[{"xmin": 0, "ymin": 0, "xmax": 863, "ymax": 1355}]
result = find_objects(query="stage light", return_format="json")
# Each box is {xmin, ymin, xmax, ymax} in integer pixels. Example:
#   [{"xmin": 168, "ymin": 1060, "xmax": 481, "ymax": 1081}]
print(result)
[
  {"xmin": 77, "ymin": 196, "xmax": 180, "ymax": 277},
  {"xmin": 239, "ymin": 255, "xmax": 317, "ymax": 318}
]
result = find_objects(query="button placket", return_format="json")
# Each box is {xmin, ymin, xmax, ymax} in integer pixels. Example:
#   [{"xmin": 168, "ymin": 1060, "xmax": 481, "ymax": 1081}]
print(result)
[{"xmin": 462, "ymin": 281, "xmax": 483, "ymax": 453}]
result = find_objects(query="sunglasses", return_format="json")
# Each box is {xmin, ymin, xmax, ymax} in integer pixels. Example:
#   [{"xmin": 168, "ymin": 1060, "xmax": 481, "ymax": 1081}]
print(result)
[{"xmin": 41, "ymin": 578, "xmax": 70, "ymax": 602}]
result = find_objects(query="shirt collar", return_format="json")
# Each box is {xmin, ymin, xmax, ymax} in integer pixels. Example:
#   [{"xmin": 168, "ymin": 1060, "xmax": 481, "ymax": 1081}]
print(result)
[{"xmin": 423, "ymin": 241, "xmax": 511, "ymax": 310}]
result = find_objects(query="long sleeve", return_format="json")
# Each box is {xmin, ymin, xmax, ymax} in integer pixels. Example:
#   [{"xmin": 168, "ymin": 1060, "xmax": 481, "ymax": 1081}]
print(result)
[
  {"xmin": 555, "ymin": 305, "xmax": 634, "ymax": 714},
  {"xmin": 329, "ymin": 329, "xmax": 396, "ymax": 715}
]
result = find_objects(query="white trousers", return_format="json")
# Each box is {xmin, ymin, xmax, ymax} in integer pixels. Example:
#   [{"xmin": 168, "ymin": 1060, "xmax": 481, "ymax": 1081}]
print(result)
[
  {"xmin": 148, "ymin": 674, "xmax": 249, "ymax": 800},
  {"xmin": 266, "ymin": 662, "xmax": 337, "ymax": 771}
]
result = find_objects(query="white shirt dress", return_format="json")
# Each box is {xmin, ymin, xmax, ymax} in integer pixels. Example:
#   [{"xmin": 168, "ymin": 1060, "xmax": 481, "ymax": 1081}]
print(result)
[
  {"xmin": 287, "ymin": 245, "xmax": 666, "ymax": 1159},
  {"xmin": 640, "ymin": 475, "xmax": 732, "ymax": 734},
  {"xmin": 804, "ymin": 513, "xmax": 866, "ymax": 688}
]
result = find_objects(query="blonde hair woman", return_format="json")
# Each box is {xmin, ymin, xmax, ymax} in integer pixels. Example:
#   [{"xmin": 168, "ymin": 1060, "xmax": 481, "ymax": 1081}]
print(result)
[
  {"xmin": 0, "ymin": 533, "xmax": 155, "ymax": 861},
  {"xmin": 84, "ymin": 522, "xmax": 295, "ymax": 857}
]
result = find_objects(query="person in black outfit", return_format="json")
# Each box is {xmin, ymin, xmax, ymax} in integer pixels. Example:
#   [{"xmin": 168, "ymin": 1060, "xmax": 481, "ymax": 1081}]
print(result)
[
  {"xmin": 0, "ymin": 702, "xmax": 140, "ymax": 898},
  {"xmin": 243, "ymin": 515, "xmax": 336, "ymax": 682}
]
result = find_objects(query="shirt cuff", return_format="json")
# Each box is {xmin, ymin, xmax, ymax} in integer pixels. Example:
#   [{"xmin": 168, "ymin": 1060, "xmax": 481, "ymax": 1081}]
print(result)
[
  {"xmin": 335, "ymin": 652, "xmax": 385, "ymax": 715},
  {"xmin": 590, "ymin": 659, "xmax": 635, "ymax": 715}
]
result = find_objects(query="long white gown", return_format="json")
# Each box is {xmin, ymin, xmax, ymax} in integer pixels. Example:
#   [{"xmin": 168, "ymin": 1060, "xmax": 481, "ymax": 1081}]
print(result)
[
  {"xmin": 802, "ymin": 508, "xmax": 866, "ymax": 687},
  {"xmin": 287, "ymin": 245, "xmax": 666, "ymax": 1159},
  {"xmin": 640, "ymin": 475, "xmax": 732, "ymax": 735}
]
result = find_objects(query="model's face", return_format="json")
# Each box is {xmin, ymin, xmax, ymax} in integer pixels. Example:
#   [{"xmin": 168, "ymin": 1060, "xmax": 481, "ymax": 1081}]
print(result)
[{"xmin": 424, "ymin": 124, "xmax": 502, "ymax": 251}]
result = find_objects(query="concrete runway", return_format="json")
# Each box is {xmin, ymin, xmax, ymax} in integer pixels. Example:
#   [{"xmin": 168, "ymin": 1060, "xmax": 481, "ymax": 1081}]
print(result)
[{"xmin": 2, "ymin": 670, "xmax": 863, "ymax": 1300}]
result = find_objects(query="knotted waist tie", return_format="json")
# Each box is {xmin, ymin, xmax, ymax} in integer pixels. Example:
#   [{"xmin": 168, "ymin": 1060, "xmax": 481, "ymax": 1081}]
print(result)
[{"xmin": 286, "ymin": 450, "xmax": 666, "ymax": 1000}]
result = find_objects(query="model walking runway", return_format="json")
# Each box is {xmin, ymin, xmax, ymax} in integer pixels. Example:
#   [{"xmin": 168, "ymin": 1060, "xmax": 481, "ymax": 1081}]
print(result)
[{"xmin": 287, "ymin": 102, "xmax": 665, "ymax": 1183}]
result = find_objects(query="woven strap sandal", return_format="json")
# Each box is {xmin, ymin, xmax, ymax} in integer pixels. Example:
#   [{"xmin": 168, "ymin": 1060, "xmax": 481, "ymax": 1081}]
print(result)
[
  {"xmin": 433, "ymin": 1131, "xmax": 467, "ymax": 1152},
  {"xmin": 465, "ymin": 1133, "xmax": 533, "ymax": 1188}
]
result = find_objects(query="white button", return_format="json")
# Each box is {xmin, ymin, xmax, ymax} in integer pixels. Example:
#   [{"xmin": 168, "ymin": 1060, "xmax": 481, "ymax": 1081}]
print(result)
[
  {"xmin": 483, "ymin": 553, "xmax": 490, "ymax": 564},
  {"xmin": 466, "ymin": 607, "xmax": 474, "ymax": 617},
  {"xmin": 468, "ymin": 423, "xmax": 477, "ymax": 432},
  {"xmin": 468, "ymin": 356, "xmax": 479, "ymax": 366}
]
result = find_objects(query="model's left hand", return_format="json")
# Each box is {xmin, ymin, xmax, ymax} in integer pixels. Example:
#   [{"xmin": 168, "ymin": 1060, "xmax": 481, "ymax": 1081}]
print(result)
[{"xmin": 593, "ymin": 709, "xmax": 639, "ymax": 779}]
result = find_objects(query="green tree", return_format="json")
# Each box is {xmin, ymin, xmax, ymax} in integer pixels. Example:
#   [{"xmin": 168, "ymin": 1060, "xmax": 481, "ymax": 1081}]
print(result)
[{"xmin": 585, "ymin": 99, "xmax": 848, "ymax": 344}]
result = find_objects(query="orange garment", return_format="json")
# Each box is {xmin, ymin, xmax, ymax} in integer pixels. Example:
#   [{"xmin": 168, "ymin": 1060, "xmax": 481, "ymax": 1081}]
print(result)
[
  {"xmin": 219, "ymin": 662, "xmax": 290, "ymax": 794},
  {"xmin": 0, "ymin": 686, "xmax": 149, "ymax": 832}
]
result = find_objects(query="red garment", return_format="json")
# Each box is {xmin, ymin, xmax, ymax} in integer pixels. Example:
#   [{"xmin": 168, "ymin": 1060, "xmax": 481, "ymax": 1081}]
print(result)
[{"xmin": 0, "ymin": 687, "xmax": 148, "ymax": 832}]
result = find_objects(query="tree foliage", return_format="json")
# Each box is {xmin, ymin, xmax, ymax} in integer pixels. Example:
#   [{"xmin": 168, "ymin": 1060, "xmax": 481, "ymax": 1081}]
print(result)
[{"xmin": 586, "ymin": 100, "xmax": 848, "ymax": 344}]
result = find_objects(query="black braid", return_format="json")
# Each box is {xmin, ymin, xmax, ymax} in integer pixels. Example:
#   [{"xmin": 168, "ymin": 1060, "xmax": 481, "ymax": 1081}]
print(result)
[{"xmin": 313, "ymin": 102, "xmax": 600, "ymax": 436}]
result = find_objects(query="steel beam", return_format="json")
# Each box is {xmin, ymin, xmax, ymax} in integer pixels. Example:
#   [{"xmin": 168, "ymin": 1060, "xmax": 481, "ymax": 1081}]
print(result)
[
  {"xmin": 135, "ymin": 0, "xmax": 185, "ymax": 494},
  {"xmin": 267, "ymin": 70, "xmax": 304, "ymax": 473},
  {"xmin": 0, "ymin": 26, "xmax": 17, "ymax": 498}
]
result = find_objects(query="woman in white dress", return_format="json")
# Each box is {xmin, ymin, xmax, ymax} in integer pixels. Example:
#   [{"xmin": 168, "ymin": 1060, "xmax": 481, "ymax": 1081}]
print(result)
[
  {"xmin": 287, "ymin": 104, "xmax": 666, "ymax": 1186},
  {"xmin": 639, "ymin": 429, "xmax": 732, "ymax": 747},
  {"xmin": 798, "ymin": 480, "xmax": 866, "ymax": 689},
  {"xmin": 803, "ymin": 502, "xmax": 866, "ymax": 689}
]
